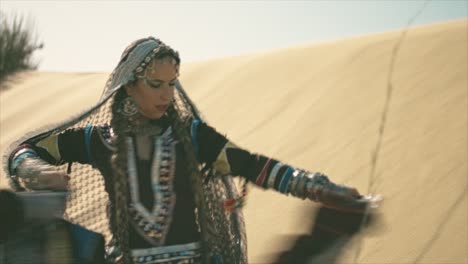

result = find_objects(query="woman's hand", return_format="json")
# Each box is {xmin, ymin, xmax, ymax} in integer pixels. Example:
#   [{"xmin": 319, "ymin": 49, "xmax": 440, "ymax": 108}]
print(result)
[
  {"xmin": 316, "ymin": 184, "xmax": 381, "ymax": 213},
  {"xmin": 16, "ymin": 158, "xmax": 70, "ymax": 191},
  {"xmin": 33, "ymin": 171, "xmax": 70, "ymax": 191},
  {"xmin": 305, "ymin": 175, "xmax": 382, "ymax": 214}
]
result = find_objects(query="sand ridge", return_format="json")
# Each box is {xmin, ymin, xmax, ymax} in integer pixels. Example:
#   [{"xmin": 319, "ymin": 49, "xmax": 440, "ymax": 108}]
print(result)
[{"xmin": 0, "ymin": 19, "xmax": 466, "ymax": 263}]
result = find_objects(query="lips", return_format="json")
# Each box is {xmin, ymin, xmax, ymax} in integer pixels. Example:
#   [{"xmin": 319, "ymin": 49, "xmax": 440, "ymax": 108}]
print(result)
[{"xmin": 155, "ymin": 105, "xmax": 168, "ymax": 112}]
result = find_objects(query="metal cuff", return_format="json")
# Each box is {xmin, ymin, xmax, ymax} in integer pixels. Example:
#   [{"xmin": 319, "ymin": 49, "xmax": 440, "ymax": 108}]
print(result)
[
  {"xmin": 286, "ymin": 170, "xmax": 303, "ymax": 197},
  {"xmin": 10, "ymin": 147, "xmax": 38, "ymax": 174},
  {"xmin": 287, "ymin": 171, "xmax": 330, "ymax": 200},
  {"xmin": 305, "ymin": 173, "xmax": 330, "ymax": 202}
]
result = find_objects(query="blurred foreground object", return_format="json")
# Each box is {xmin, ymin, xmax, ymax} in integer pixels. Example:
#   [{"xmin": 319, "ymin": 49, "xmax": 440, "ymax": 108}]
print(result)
[
  {"xmin": 274, "ymin": 205, "xmax": 381, "ymax": 264},
  {"xmin": 0, "ymin": 190, "xmax": 104, "ymax": 264},
  {"xmin": 0, "ymin": 11, "xmax": 44, "ymax": 84},
  {"xmin": 297, "ymin": 172, "xmax": 383, "ymax": 213}
]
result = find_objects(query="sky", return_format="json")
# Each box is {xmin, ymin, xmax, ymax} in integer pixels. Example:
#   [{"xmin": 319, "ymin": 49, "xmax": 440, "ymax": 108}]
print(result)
[{"xmin": 1, "ymin": 0, "xmax": 467, "ymax": 72}]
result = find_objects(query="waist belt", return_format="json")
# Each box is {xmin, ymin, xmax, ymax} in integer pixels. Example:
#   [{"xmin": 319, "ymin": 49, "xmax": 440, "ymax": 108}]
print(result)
[{"xmin": 131, "ymin": 241, "xmax": 202, "ymax": 263}]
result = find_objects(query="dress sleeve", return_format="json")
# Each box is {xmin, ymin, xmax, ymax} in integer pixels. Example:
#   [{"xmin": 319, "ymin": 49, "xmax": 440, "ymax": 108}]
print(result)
[
  {"xmin": 193, "ymin": 120, "xmax": 308, "ymax": 194},
  {"xmin": 8, "ymin": 125, "xmax": 109, "ymax": 175}
]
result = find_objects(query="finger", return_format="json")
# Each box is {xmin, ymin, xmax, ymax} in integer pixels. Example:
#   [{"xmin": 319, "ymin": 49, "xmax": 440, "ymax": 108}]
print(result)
[
  {"xmin": 39, "ymin": 171, "xmax": 69, "ymax": 181},
  {"xmin": 49, "ymin": 174, "xmax": 70, "ymax": 191}
]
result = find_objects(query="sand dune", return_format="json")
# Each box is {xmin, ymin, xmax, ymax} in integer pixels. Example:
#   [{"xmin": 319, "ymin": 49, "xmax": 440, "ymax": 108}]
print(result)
[{"xmin": 1, "ymin": 19, "xmax": 466, "ymax": 263}]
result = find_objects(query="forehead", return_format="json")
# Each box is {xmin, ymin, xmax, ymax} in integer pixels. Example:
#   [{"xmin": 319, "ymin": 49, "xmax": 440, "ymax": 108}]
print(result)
[{"xmin": 145, "ymin": 57, "xmax": 178, "ymax": 80}]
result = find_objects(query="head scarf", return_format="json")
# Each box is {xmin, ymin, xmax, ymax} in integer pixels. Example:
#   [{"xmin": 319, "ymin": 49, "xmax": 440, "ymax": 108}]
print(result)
[{"xmin": 4, "ymin": 37, "xmax": 247, "ymax": 263}]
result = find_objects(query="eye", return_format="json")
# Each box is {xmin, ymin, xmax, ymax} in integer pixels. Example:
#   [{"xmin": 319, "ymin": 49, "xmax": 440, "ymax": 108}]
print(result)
[
  {"xmin": 145, "ymin": 79, "xmax": 161, "ymax": 89},
  {"xmin": 169, "ymin": 81, "xmax": 176, "ymax": 87}
]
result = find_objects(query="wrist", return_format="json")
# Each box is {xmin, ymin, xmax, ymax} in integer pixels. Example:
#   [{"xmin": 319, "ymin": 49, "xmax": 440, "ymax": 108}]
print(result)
[
  {"xmin": 10, "ymin": 147, "xmax": 38, "ymax": 175},
  {"xmin": 16, "ymin": 157, "xmax": 54, "ymax": 190},
  {"xmin": 305, "ymin": 173, "xmax": 331, "ymax": 202},
  {"xmin": 287, "ymin": 171, "xmax": 330, "ymax": 200}
]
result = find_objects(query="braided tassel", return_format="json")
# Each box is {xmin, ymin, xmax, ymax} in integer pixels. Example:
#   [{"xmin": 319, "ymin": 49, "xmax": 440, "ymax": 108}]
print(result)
[{"xmin": 223, "ymin": 180, "xmax": 248, "ymax": 213}]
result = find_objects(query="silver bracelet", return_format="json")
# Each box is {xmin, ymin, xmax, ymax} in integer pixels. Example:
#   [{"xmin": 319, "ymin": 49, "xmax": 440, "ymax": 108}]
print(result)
[
  {"xmin": 10, "ymin": 148, "xmax": 38, "ymax": 174},
  {"xmin": 287, "ymin": 171, "xmax": 310, "ymax": 199},
  {"xmin": 287, "ymin": 170, "xmax": 304, "ymax": 197},
  {"xmin": 16, "ymin": 157, "xmax": 57, "ymax": 190},
  {"xmin": 305, "ymin": 173, "xmax": 330, "ymax": 202},
  {"xmin": 287, "ymin": 171, "xmax": 330, "ymax": 200}
]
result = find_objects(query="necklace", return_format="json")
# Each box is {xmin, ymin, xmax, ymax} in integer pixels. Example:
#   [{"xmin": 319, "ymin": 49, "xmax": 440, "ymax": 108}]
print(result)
[{"xmin": 126, "ymin": 116, "xmax": 168, "ymax": 137}]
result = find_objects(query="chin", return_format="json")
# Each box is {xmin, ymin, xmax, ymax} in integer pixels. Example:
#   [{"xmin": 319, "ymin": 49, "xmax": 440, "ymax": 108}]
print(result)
[
  {"xmin": 148, "ymin": 113, "xmax": 165, "ymax": 120},
  {"xmin": 140, "ymin": 110, "xmax": 166, "ymax": 120}
]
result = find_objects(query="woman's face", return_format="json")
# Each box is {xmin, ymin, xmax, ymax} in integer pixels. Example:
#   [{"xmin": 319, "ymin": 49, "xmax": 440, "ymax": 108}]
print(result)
[{"xmin": 125, "ymin": 57, "xmax": 179, "ymax": 120}]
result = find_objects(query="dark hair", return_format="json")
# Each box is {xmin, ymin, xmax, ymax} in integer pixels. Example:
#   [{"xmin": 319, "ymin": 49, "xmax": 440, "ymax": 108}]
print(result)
[{"xmin": 108, "ymin": 40, "xmax": 195, "ymax": 263}]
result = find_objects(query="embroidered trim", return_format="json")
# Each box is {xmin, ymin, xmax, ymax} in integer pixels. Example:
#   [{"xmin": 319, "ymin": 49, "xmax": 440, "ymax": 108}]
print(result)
[
  {"xmin": 279, "ymin": 167, "xmax": 294, "ymax": 193},
  {"xmin": 84, "ymin": 125, "xmax": 96, "ymax": 168},
  {"xmin": 127, "ymin": 127, "xmax": 177, "ymax": 246},
  {"xmin": 132, "ymin": 242, "xmax": 202, "ymax": 264},
  {"xmin": 190, "ymin": 119, "xmax": 200, "ymax": 159},
  {"xmin": 131, "ymin": 241, "xmax": 201, "ymax": 256},
  {"xmin": 35, "ymin": 135, "xmax": 61, "ymax": 162},
  {"xmin": 97, "ymin": 125, "xmax": 117, "ymax": 151},
  {"xmin": 267, "ymin": 162, "xmax": 282, "ymax": 189},
  {"xmin": 127, "ymin": 137, "xmax": 142, "ymax": 205},
  {"xmin": 255, "ymin": 158, "xmax": 271, "ymax": 186}
]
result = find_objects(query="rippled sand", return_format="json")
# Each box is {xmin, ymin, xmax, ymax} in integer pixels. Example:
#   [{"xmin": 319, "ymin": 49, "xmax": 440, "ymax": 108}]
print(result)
[{"xmin": 1, "ymin": 19, "xmax": 466, "ymax": 264}]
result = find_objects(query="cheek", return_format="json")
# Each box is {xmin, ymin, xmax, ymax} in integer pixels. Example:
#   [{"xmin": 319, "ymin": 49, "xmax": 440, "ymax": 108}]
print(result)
[
  {"xmin": 137, "ymin": 89, "xmax": 167, "ymax": 109},
  {"xmin": 131, "ymin": 88, "xmax": 150, "ymax": 106}
]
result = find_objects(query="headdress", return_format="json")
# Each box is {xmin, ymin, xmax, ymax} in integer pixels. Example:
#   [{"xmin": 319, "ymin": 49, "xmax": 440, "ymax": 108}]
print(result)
[{"xmin": 3, "ymin": 37, "xmax": 247, "ymax": 263}]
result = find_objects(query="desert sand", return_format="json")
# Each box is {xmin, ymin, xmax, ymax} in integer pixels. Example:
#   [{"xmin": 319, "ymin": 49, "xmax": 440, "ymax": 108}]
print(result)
[{"xmin": 1, "ymin": 19, "xmax": 466, "ymax": 263}]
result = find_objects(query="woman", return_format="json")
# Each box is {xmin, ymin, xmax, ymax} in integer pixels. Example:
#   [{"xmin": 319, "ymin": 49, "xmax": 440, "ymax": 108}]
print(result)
[{"xmin": 4, "ymin": 37, "xmax": 379, "ymax": 264}]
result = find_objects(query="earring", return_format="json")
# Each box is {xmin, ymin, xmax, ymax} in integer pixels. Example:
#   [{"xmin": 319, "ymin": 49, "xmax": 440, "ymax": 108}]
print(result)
[{"xmin": 119, "ymin": 97, "xmax": 139, "ymax": 117}]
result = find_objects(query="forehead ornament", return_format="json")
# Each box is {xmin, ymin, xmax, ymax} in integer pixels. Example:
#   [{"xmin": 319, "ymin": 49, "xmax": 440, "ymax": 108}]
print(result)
[{"xmin": 134, "ymin": 45, "xmax": 163, "ymax": 76}]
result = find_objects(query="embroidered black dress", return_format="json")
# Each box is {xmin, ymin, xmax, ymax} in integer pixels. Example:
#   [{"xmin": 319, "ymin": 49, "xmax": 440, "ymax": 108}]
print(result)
[{"xmin": 8, "ymin": 120, "xmax": 310, "ymax": 262}]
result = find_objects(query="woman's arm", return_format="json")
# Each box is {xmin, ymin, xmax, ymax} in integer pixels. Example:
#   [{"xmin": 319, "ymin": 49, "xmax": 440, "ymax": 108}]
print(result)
[
  {"xmin": 8, "ymin": 125, "xmax": 108, "ymax": 191},
  {"xmin": 194, "ymin": 120, "xmax": 377, "ymax": 213}
]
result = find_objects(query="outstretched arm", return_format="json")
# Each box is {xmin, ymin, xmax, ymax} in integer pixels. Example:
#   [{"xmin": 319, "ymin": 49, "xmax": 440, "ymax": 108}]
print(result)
[
  {"xmin": 9, "ymin": 133, "xmax": 70, "ymax": 191},
  {"xmin": 8, "ymin": 125, "xmax": 108, "ymax": 191},
  {"xmin": 194, "ymin": 120, "xmax": 379, "ymax": 213}
]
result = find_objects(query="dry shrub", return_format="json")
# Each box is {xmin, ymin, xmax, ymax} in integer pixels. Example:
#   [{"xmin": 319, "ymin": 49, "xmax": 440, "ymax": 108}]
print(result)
[{"xmin": 0, "ymin": 12, "xmax": 43, "ymax": 83}]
